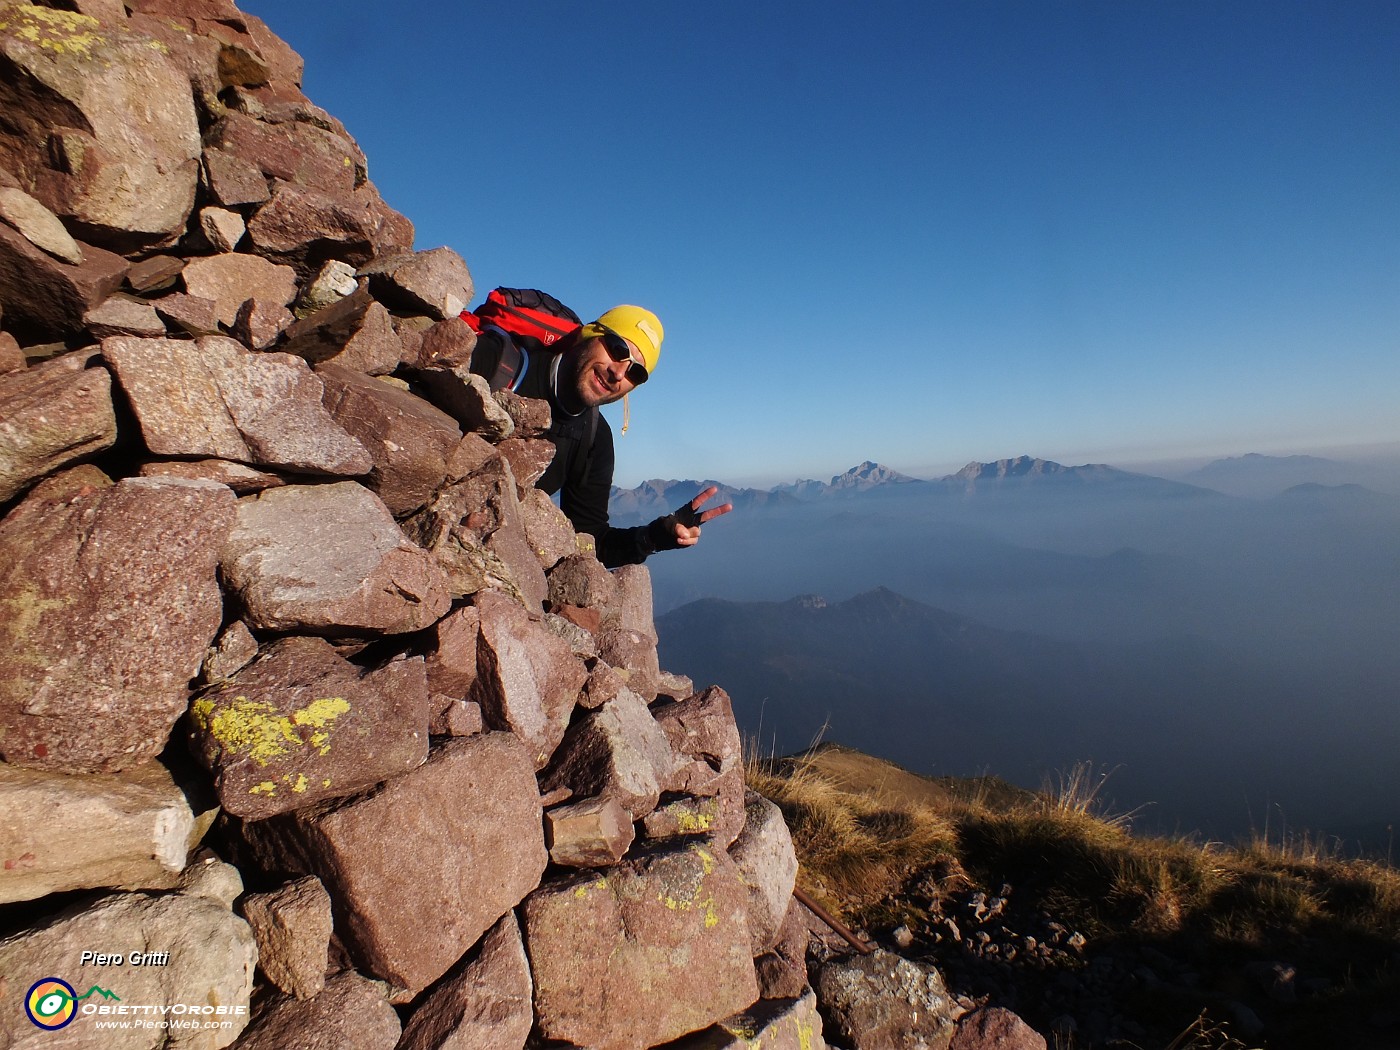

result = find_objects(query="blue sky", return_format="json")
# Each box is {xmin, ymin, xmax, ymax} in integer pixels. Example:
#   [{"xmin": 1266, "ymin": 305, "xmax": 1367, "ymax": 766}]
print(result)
[{"xmin": 240, "ymin": 1, "xmax": 1400, "ymax": 487}]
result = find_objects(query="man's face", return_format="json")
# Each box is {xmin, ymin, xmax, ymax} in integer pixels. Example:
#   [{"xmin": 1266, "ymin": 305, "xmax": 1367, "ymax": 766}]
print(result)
[{"xmin": 568, "ymin": 334, "xmax": 644, "ymax": 408}]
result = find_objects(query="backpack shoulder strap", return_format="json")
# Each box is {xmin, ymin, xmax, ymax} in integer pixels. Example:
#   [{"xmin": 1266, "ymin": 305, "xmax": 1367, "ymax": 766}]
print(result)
[{"xmin": 567, "ymin": 408, "xmax": 601, "ymax": 490}]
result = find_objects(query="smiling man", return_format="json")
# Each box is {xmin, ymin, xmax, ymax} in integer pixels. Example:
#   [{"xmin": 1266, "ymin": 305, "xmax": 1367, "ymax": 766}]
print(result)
[{"xmin": 468, "ymin": 300, "xmax": 731, "ymax": 568}]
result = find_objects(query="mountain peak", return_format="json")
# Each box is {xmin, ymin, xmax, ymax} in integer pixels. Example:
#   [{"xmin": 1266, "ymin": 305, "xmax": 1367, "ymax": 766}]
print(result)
[{"xmin": 828, "ymin": 461, "xmax": 918, "ymax": 489}]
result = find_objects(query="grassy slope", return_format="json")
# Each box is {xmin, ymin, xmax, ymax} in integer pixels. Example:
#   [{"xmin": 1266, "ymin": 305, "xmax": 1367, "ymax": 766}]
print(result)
[{"xmin": 753, "ymin": 744, "xmax": 1400, "ymax": 1050}]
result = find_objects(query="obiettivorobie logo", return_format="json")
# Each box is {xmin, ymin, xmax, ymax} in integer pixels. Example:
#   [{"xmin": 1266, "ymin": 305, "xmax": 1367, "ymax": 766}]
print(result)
[{"xmin": 24, "ymin": 978, "xmax": 120, "ymax": 1030}]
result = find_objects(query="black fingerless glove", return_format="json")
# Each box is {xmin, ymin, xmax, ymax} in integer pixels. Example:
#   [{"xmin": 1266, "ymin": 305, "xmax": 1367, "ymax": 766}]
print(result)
[{"xmin": 646, "ymin": 501, "xmax": 703, "ymax": 553}]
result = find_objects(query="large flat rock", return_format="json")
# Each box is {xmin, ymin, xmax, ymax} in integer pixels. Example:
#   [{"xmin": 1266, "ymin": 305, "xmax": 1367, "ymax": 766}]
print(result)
[
  {"xmin": 0, "ymin": 355, "xmax": 116, "ymax": 502},
  {"xmin": 523, "ymin": 841, "xmax": 759, "ymax": 1050},
  {"xmin": 102, "ymin": 335, "xmax": 371, "ymax": 475},
  {"xmin": 188, "ymin": 637, "xmax": 429, "ymax": 819},
  {"xmin": 240, "ymin": 734, "xmax": 547, "ymax": 1000},
  {"xmin": 0, "ymin": 474, "xmax": 235, "ymax": 772},
  {"xmin": 220, "ymin": 481, "xmax": 452, "ymax": 636}
]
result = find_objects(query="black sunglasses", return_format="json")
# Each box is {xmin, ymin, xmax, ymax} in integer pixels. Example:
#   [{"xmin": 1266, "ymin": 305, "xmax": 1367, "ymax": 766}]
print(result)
[{"xmin": 599, "ymin": 327, "xmax": 649, "ymax": 385}]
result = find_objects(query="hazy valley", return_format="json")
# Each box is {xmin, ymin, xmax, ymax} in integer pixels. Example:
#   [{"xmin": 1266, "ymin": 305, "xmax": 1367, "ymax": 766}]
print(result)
[{"xmin": 623, "ymin": 453, "xmax": 1400, "ymax": 851}]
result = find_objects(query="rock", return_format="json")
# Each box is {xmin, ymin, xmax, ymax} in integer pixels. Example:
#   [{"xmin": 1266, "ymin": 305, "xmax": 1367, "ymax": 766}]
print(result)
[
  {"xmin": 0, "ymin": 760, "xmax": 200, "ymax": 904},
  {"xmin": 950, "ymin": 1007, "xmax": 1047, "ymax": 1050},
  {"xmin": 642, "ymin": 794, "xmax": 725, "ymax": 842},
  {"xmin": 240, "ymin": 734, "xmax": 547, "ymax": 1000},
  {"xmin": 658, "ymin": 670, "xmax": 697, "ymax": 699},
  {"xmin": 357, "ymin": 247, "xmax": 473, "ymax": 320},
  {"xmin": 297, "ymin": 259, "xmax": 359, "ymax": 316},
  {"xmin": 654, "ymin": 687, "xmax": 748, "ymax": 848},
  {"xmin": 756, "ymin": 899, "xmax": 812, "ymax": 1000},
  {"xmin": 669, "ymin": 990, "xmax": 827, "ymax": 1050},
  {"xmin": 519, "ymin": 488, "xmax": 576, "ymax": 570},
  {"xmin": 396, "ymin": 912, "xmax": 533, "ymax": 1050},
  {"xmin": 231, "ymin": 295, "xmax": 293, "ymax": 350},
  {"xmin": 0, "ymin": 889, "xmax": 256, "ymax": 1049},
  {"xmin": 200, "ymin": 206, "xmax": 246, "ymax": 252},
  {"xmin": 220, "ymin": 481, "xmax": 452, "ymax": 636},
  {"xmin": 279, "ymin": 286, "xmax": 402, "ymax": 376},
  {"xmin": 205, "ymin": 111, "xmax": 361, "ymax": 196},
  {"xmin": 0, "ymin": 330, "xmax": 23, "ymax": 373},
  {"xmin": 609, "ymin": 562, "xmax": 658, "ymax": 635},
  {"xmin": 177, "ymin": 850, "xmax": 245, "ymax": 908},
  {"xmin": 412, "ymin": 314, "xmax": 476, "ymax": 369},
  {"xmin": 469, "ymin": 590, "xmax": 587, "ymax": 770},
  {"xmin": 126, "ymin": 254, "xmax": 186, "ymax": 294},
  {"xmin": 542, "ymin": 611, "xmax": 599, "ymax": 660},
  {"xmin": 730, "ymin": 791, "xmax": 799, "ymax": 952},
  {"xmin": 239, "ymin": 876, "xmax": 333, "ymax": 1000},
  {"xmin": 141, "ymin": 458, "xmax": 286, "ymax": 496},
  {"xmin": 227, "ymin": 972, "xmax": 400, "ymax": 1050},
  {"xmin": 180, "ymin": 253, "xmax": 298, "ymax": 328},
  {"xmin": 539, "ymin": 689, "xmax": 675, "ymax": 820},
  {"xmin": 415, "ymin": 368, "xmax": 514, "ymax": 441},
  {"xmin": 244, "ymin": 183, "xmax": 388, "ymax": 269},
  {"xmin": 0, "ymin": 355, "xmax": 116, "ymax": 502},
  {"xmin": 546, "ymin": 795, "xmax": 636, "ymax": 868},
  {"xmin": 85, "ymin": 293, "xmax": 167, "ymax": 337},
  {"xmin": 815, "ymin": 949, "xmax": 957, "ymax": 1050},
  {"xmin": 523, "ymin": 841, "xmax": 759, "ymax": 1050},
  {"xmin": 141, "ymin": 267, "xmax": 194, "ymax": 316},
  {"xmin": 317, "ymin": 363, "xmax": 463, "ymax": 516},
  {"xmin": 153, "ymin": 291, "xmax": 221, "ymax": 335},
  {"xmin": 0, "ymin": 6, "xmax": 201, "ymax": 248},
  {"xmin": 202, "ymin": 146, "xmax": 271, "ymax": 208},
  {"xmin": 188, "ymin": 637, "xmax": 429, "ymax": 819},
  {"xmin": 546, "ymin": 553, "xmax": 621, "ymax": 613},
  {"xmin": 493, "ymin": 390, "xmax": 552, "ymax": 436},
  {"xmin": 0, "ymin": 185, "xmax": 83, "ymax": 264},
  {"xmin": 423, "ymin": 605, "xmax": 480, "ymax": 698},
  {"xmin": 0, "ymin": 222, "xmax": 128, "ymax": 336},
  {"xmin": 404, "ymin": 455, "xmax": 547, "ymax": 609},
  {"xmin": 579, "ymin": 661, "xmax": 626, "ymax": 709},
  {"xmin": 495, "ymin": 435, "xmax": 555, "ymax": 493},
  {"xmin": 429, "ymin": 696, "xmax": 484, "ymax": 737},
  {"xmin": 598, "ymin": 624, "xmax": 662, "ymax": 701},
  {"xmin": 103, "ymin": 335, "xmax": 372, "ymax": 474},
  {"xmin": 0, "ymin": 476, "xmax": 235, "ymax": 772}
]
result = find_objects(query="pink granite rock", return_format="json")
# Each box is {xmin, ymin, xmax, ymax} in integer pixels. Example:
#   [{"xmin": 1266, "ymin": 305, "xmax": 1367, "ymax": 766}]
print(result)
[
  {"xmin": 523, "ymin": 841, "xmax": 759, "ymax": 1050},
  {"xmin": 241, "ymin": 734, "xmax": 547, "ymax": 999},
  {"xmin": 317, "ymin": 363, "xmax": 463, "ymax": 516},
  {"xmin": 206, "ymin": 111, "xmax": 362, "ymax": 196},
  {"xmin": 546, "ymin": 795, "xmax": 636, "ymax": 868},
  {"xmin": 539, "ymin": 689, "xmax": 675, "ymax": 820},
  {"xmin": 357, "ymin": 247, "xmax": 473, "ymax": 320},
  {"xmin": 396, "ymin": 913, "xmax": 533, "ymax": 1050},
  {"xmin": 227, "ymin": 972, "xmax": 400, "ymax": 1050},
  {"xmin": 729, "ymin": 791, "xmax": 799, "ymax": 952},
  {"xmin": 424, "ymin": 605, "xmax": 480, "ymax": 698},
  {"xmin": 102, "ymin": 335, "xmax": 372, "ymax": 475},
  {"xmin": 654, "ymin": 687, "xmax": 748, "ymax": 848},
  {"xmin": 412, "ymin": 314, "xmax": 477, "ymax": 369},
  {"xmin": 950, "ymin": 1007, "xmax": 1047, "ymax": 1050},
  {"xmin": 0, "ymin": 475, "xmax": 235, "ymax": 772},
  {"xmin": 180, "ymin": 252, "xmax": 298, "ymax": 327},
  {"xmin": 239, "ymin": 876, "xmax": 333, "ymax": 1001},
  {"xmin": 188, "ymin": 637, "xmax": 429, "ymax": 819},
  {"xmin": 220, "ymin": 481, "xmax": 452, "ymax": 636},
  {"xmin": 469, "ymin": 590, "xmax": 588, "ymax": 769},
  {"xmin": 280, "ymin": 287, "xmax": 402, "ymax": 376},
  {"xmin": 669, "ymin": 991, "xmax": 828, "ymax": 1050},
  {"xmin": 139, "ymin": 457, "xmax": 286, "ymax": 496},
  {"xmin": 0, "ymin": 354, "xmax": 116, "ymax": 502},
  {"xmin": 0, "ymin": 223, "xmax": 127, "ymax": 336},
  {"xmin": 0, "ymin": 6, "xmax": 201, "ymax": 248},
  {"xmin": 815, "ymin": 949, "xmax": 957, "ymax": 1050}
]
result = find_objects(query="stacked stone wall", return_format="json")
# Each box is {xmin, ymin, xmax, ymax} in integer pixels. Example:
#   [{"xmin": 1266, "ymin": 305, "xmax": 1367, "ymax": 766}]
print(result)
[{"xmin": 0, "ymin": 3, "xmax": 827, "ymax": 1046}]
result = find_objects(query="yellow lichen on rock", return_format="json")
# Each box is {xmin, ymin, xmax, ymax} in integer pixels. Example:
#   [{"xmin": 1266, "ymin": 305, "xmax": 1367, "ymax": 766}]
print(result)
[
  {"xmin": 191, "ymin": 695, "xmax": 351, "ymax": 766},
  {"xmin": 0, "ymin": 5, "xmax": 104, "ymax": 58}
]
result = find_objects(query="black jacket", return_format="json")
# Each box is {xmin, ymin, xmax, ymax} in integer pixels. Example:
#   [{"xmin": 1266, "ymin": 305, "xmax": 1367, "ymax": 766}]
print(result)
[{"xmin": 470, "ymin": 329, "xmax": 665, "ymax": 568}]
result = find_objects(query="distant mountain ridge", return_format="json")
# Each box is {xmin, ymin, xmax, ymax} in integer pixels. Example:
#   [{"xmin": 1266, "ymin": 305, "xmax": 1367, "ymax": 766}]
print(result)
[{"xmin": 611, "ymin": 455, "xmax": 1214, "ymax": 521}]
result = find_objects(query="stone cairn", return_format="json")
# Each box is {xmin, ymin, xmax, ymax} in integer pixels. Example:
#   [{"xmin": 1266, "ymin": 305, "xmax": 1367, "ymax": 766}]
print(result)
[{"xmin": 0, "ymin": 4, "xmax": 1040, "ymax": 1049}]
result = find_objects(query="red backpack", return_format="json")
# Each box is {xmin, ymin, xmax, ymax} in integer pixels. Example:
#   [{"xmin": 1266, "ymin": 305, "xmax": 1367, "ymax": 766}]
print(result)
[{"xmin": 461, "ymin": 287, "xmax": 582, "ymax": 393}]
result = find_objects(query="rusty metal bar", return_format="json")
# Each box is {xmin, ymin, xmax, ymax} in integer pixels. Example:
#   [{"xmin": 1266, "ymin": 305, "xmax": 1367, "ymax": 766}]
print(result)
[{"xmin": 793, "ymin": 885, "xmax": 874, "ymax": 955}]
